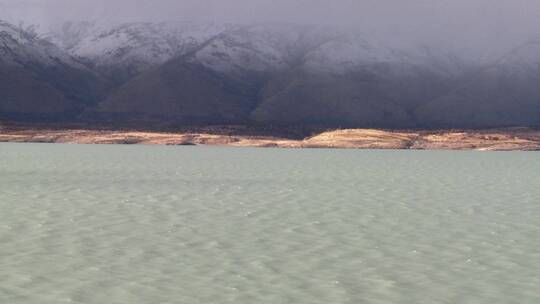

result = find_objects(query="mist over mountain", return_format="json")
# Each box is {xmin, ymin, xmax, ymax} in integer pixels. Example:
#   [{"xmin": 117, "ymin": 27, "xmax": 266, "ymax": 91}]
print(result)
[
  {"xmin": 1, "ymin": 1, "xmax": 540, "ymax": 128},
  {"xmin": 0, "ymin": 20, "xmax": 105, "ymax": 120},
  {"xmin": 2, "ymin": 0, "xmax": 539, "ymax": 59}
]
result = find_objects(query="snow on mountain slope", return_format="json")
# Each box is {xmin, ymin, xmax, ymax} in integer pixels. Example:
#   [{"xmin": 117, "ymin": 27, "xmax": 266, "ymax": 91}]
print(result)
[
  {"xmin": 302, "ymin": 32, "xmax": 401, "ymax": 74},
  {"xmin": 190, "ymin": 25, "xmax": 296, "ymax": 74},
  {"xmin": 188, "ymin": 24, "xmax": 420, "ymax": 77},
  {"xmin": 46, "ymin": 21, "xmax": 97, "ymax": 51},
  {"xmin": 7, "ymin": 18, "xmax": 527, "ymax": 81},
  {"xmin": 47, "ymin": 21, "xmax": 417, "ymax": 76},
  {"xmin": 0, "ymin": 20, "xmax": 106, "ymax": 118},
  {"xmin": 50, "ymin": 21, "xmax": 230, "ymax": 72},
  {"xmin": 4, "ymin": 18, "xmax": 539, "ymax": 128},
  {"xmin": 0, "ymin": 20, "xmax": 83, "ymax": 68}
]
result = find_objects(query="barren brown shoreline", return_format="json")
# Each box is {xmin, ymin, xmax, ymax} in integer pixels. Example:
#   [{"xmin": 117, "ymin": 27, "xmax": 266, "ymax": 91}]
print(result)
[{"xmin": 1, "ymin": 124, "xmax": 540, "ymax": 151}]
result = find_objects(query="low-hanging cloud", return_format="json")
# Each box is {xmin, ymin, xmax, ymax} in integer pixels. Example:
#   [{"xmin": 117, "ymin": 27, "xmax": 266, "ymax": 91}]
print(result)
[{"xmin": 1, "ymin": 0, "xmax": 540, "ymax": 56}]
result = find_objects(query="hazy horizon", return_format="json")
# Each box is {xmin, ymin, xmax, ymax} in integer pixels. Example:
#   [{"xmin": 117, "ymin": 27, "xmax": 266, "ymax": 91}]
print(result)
[{"xmin": 1, "ymin": 0, "xmax": 540, "ymax": 57}]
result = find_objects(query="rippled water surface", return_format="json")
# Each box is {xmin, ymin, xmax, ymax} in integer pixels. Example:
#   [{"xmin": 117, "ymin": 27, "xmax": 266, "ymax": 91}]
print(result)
[{"xmin": 1, "ymin": 143, "xmax": 539, "ymax": 303}]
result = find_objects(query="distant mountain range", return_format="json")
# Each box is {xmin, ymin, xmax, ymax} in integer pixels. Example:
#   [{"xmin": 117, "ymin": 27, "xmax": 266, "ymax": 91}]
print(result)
[{"xmin": 1, "ymin": 19, "xmax": 540, "ymax": 128}]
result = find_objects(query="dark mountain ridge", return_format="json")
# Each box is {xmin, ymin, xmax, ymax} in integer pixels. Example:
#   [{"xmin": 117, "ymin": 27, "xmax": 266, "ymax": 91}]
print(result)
[{"xmin": 1, "ymin": 20, "xmax": 539, "ymax": 129}]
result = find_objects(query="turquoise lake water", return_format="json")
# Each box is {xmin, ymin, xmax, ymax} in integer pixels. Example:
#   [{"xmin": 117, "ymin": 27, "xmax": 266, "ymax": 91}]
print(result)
[{"xmin": 1, "ymin": 143, "xmax": 539, "ymax": 303}]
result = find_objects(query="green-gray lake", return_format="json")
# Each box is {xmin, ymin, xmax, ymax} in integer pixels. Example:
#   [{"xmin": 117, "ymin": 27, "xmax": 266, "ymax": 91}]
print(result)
[{"xmin": 1, "ymin": 143, "xmax": 539, "ymax": 303}]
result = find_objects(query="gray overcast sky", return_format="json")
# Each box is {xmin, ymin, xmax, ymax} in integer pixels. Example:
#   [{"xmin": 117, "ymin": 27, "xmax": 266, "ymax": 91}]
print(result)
[{"xmin": 1, "ymin": 0, "xmax": 540, "ymax": 55}]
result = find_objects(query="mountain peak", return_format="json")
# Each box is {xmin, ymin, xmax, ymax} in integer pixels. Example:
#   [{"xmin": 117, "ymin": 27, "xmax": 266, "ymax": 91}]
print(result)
[{"xmin": 2, "ymin": 20, "xmax": 540, "ymax": 128}]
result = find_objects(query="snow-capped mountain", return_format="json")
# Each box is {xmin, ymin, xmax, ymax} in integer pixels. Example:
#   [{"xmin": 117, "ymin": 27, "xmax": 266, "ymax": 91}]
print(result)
[
  {"xmin": 2, "ymin": 19, "xmax": 540, "ymax": 128},
  {"xmin": 46, "ymin": 21, "xmax": 478, "ymax": 84},
  {"xmin": 47, "ymin": 21, "xmax": 417, "ymax": 77},
  {"xmin": 47, "ymin": 21, "xmax": 231, "ymax": 80},
  {"xmin": 190, "ymin": 24, "xmax": 302, "ymax": 74},
  {"xmin": 0, "ymin": 20, "xmax": 83, "ymax": 68},
  {"xmin": 1, "ymin": 20, "xmax": 105, "ymax": 119}
]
